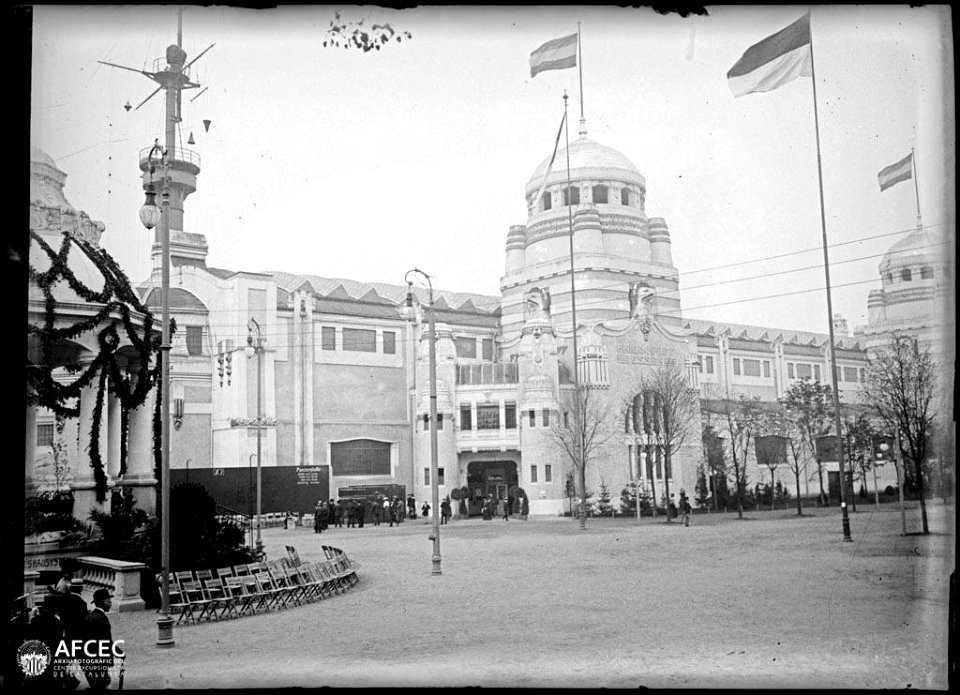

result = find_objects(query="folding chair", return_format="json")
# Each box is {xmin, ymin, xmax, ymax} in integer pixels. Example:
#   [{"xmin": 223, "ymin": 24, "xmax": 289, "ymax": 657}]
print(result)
[
  {"xmin": 233, "ymin": 564, "xmax": 250, "ymax": 576},
  {"xmin": 321, "ymin": 545, "xmax": 335, "ymax": 560},
  {"xmin": 285, "ymin": 545, "xmax": 302, "ymax": 567},
  {"xmin": 216, "ymin": 567, "xmax": 235, "ymax": 580},
  {"xmin": 223, "ymin": 576, "xmax": 256, "ymax": 617},
  {"xmin": 281, "ymin": 566, "xmax": 310, "ymax": 605},
  {"xmin": 268, "ymin": 566, "xmax": 300, "ymax": 608},
  {"xmin": 253, "ymin": 572, "xmax": 286, "ymax": 611},
  {"xmin": 241, "ymin": 575, "xmax": 269, "ymax": 613}
]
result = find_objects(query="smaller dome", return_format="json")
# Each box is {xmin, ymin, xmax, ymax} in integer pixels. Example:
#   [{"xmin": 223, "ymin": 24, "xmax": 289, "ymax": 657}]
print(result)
[
  {"xmin": 31, "ymin": 146, "xmax": 59, "ymax": 169},
  {"xmin": 526, "ymin": 136, "xmax": 644, "ymax": 194},
  {"xmin": 880, "ymin": 228, "xmax": 943, "ymax": 271}
]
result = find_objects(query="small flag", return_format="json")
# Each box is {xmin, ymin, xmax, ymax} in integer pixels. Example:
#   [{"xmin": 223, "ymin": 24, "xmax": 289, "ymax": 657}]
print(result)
[
  {"xmin": 530, "ymin": 33, "xmax": 577, "ymax": 78},
  {"xmin": 533, "ymin": 111, "xmax": 567, "ymax": 208},
  {"xmin": 878, "ymin": 152, "xmax": 913, "ymax": 191},
  {"xmin": 727, "ymin": 14, "xmax": 811, "ymax": 98}
]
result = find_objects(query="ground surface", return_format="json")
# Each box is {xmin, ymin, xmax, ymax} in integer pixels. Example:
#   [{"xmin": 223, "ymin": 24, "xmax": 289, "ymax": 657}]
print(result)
[{"xmin": 110, "ymin": 501, "xmax": 953, "ymax": 689}]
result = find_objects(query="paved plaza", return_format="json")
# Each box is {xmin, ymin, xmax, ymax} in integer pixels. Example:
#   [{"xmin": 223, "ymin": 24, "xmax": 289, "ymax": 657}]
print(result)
[{"xmin": 109, "ymin": 502, "xmax": 952, "ymax": 689}]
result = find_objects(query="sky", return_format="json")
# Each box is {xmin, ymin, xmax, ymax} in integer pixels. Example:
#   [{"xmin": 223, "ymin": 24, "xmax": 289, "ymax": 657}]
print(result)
[{"xmin": 29, "ymin": 5, "xmax": 954, "ymax": 336}]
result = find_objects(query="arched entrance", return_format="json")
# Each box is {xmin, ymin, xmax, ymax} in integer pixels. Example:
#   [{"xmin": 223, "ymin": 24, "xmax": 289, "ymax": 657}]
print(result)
[{"xmin": 465, "ymin": 460, "xmax": 518, "ymax": 516}]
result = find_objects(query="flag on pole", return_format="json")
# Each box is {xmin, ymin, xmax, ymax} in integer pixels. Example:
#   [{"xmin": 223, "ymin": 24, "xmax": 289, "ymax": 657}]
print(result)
[
  {"xmin": 533, "ymin": 111, "xmax": 567, "ymax": 208},
  {"xmin": 877, "ymin": 152, "xmax": 913, "ymax": 191},
  {"xmin": 727, "ymin": 14, "xmax": 811, "ymax": 98},
  {"xmin": 530, "ymin": 33, "xmax": 577, "ymax": 78}
]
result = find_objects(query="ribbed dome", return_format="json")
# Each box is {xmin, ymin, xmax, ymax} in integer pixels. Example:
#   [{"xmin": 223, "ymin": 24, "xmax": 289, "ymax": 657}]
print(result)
[
  {"xmin": 526, "ymin": 136, "xmax": 643, "ymax": 194},
  {"xmin": 880, "ymin": 228, "xmax": 942, "ymax": 271}
]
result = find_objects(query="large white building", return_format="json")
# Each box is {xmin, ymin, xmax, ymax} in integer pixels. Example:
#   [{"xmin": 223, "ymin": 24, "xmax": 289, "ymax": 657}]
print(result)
[{"xmin": 33, "ymin": 122, "xmax": 938, "ymax": 520}]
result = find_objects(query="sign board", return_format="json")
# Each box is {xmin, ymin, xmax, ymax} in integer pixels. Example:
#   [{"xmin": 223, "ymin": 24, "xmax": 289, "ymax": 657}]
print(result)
[{"xmin": 171, "ymin": 465, "xmax": 329, "ymax": 514}]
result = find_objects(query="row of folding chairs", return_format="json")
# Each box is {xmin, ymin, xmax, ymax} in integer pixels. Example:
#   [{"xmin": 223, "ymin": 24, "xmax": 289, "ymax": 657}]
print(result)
[{"xmin": 157, "ymin": 555, "xmax": 358, "ymax": 625}]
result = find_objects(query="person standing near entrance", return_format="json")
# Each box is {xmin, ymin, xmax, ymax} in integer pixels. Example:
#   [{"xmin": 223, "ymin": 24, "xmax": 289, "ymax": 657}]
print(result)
[
  {"xmin": 421, "ymin": 501, "xmax": 430, "ymax": 522},
  {"xmin": 520, "ymin": 495, "xmax": 529, "ymax": 521},
  {"xmin": 356, "ymin": 501, "xmax": 366, "ymax": 528},
  {"xmin": 372, "ymin": 498, "xmax": 382, "ymax": 526},
  {"xmin": 385, "ymin": 497, "xmax": 395, "ymax": 527},
  {"xmin": 81, "ymin": 589, "xmax": 116, "ymax": 690},
  {"xmin": 440, "ymin": 496, "xmax": 451, "ymax": 525}
]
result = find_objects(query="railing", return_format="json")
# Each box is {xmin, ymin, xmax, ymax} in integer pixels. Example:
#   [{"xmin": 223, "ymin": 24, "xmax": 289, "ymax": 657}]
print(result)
[
  {"xmin": 77, "ymin": 556, "xmax": 147, "ymax": 612},
  {"xmin": 139, "ymin": 145, "xmax": 201, "ymax": 170},
  {"xmin": 216, "ymin": 504, "xmax": 251, "ymax": 530},
  {"xmin": 457, "ymin": 362, "xmax": 519, "ymax": 385}
]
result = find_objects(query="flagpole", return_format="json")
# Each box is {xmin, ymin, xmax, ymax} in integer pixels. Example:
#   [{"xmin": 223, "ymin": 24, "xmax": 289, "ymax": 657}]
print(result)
[
  {"xmin": 911, "ymin": 146, "xmax": 922, "ymax": 229},
  {"xmin": 577, "ymin": 21, "xmax": 586, "ymax": 135},
  {"xmin": 808, "ymin": 17, "xmax": 852, "ymax": 542}
]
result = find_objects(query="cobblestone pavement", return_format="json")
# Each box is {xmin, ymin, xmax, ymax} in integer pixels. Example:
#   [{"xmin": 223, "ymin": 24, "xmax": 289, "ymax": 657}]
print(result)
[{"xmin": 108, "ymin": 502, "xmax": 953, "ymax": 689}]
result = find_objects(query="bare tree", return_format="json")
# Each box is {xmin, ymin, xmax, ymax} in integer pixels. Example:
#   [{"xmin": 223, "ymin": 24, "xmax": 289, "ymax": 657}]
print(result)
[
  {"xmin": 861, "ymin": 336, "xmax": 939, "ymax": 534},
  {"xmin": 780, "ymin": 379, "xmax": 835, "ymax": 506},
  {"xmin": 701, "ymin": 423, "xmax": 728, "ymax": 512},
  {"xmin": 629, "ymin": 359, "xmax": 701, "ymax": 522},
  {"xmin": 763, "ymin": 408, "xmax": 807, "ymax": 516},
  {"xmin": 550, "ymin": 386, "xmax": 616, "ymax": 530},
  {"xmin": 703, "ymin": 385, "xmax": 765, "ymax": 519},
  {"xmin": 842, "ymin": 413, "xmax": 878, "ymax": 503}
]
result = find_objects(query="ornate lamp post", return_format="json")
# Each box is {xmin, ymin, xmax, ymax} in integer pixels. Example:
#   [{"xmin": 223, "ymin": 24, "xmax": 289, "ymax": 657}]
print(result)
[
  {"xmin": 139, "ymin": 139, "xmax": 173, "ymax": 647},
  {"xmin": 403, "ymin": 268, "xmax": 441, "ymax": 576}
]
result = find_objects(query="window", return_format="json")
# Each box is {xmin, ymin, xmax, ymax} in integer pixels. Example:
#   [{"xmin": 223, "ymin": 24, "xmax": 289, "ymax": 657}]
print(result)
[
  {"xmin": 813, "ymin": 365, "xmax": 821, "ymax": 381},
  {"xmin": 621, "ymin": 188, "xmax": 631, "ymax": 205},
  {"xmin": 437, "ymin": 414, "xmax": 444, "ymax": 431},
  {"xmin": 901, "ymin": 268, "xmax": 912, "ymax": 282},
  {"xmin": 763, "ymin": 361, "xmax": 771, "ymax": 378},
  {"xmin": 705, "ymin": 356, "xmax": 714, "ymax": 374},
  {"xmin": 563, "ymin": 186, "xmax": 580, "ymax": 206},
  {"xmin": 563, "ymin": 411, "xmax": 569, "ymax": 428},
  {"xmin": 530, "ymin": 465, "xmax": 538, "ymax": 483},
  {"xmin": 788, "ymin": 363, "xmax": 795, "ymax": 379},
  {"xmin": 592, "ymin": 184, "xmax": 608, "ymax": 204},
  {"xmin": 343, "ymin": 328, "xmax": 376, "ymax": 352},
  {"xmin": 921, "ymin": 266, "xmax": 934, "ymax": 279},
  {"xmin": 733, "ymin": 358, "xmax": 741, "ymax": 376},
  {"xmin": 37, "ymin": 423, "xmax": 54, "ymax": 447},
  {"xmin": 796, "ymin": 363, "xmax": 812, "ymax": 379},
  {"xmin": 542, "ymin": 191, "xmax": 552, "ymax": 211},
  {"xmin": 542, "ymin": 409, "xmax": 550, "ymax": 427},
  {"xmin": 424, "ymin": 468, "xmax": 430, "ymax": 486},
  {"xmin": 860, "ymin": 368, "xmax": 866, "ymax": 383},
  {"xmin": 321, "ymin": 326, "xmax": 336, "ymax": 351},
  {"xmin": 482, "ymin": 338, "xmax": 494, "ymax": 361},
  {"xmin": 186, "ymin": 325, "xmax": 203, "ymax": 356},
  {"xmin": 382, "ymin": 331, "xmax": 396, "ymax": 355},
  {"xmin": 884, "ymin": 272, "xmax": 893, "ymax": 284},
  {"xmin": 844, "ymin": 367, "xmax": 859, "ymax": 383},
  {"xmin": 330, "ymin": 439, "xmax": 391, "ymax": 476},
  {"xmin": 459, "ymin": 406, "xmax": 472, "ymax": 430},
  {"xmin": 438, "ymin": 468, "xmax": 445, "ymax": 486},
  {"xmin": 742, "ymin": 359, "xmax": 762, "ymax": 377},
  {"xmin": 477, "ymin": 405, "xmax": 500, "ymax": 430},
  {"xmin": 528, "ymin": 409, "xmax": 536, "ymax": 427},
  {"xmin": 455, "ymin": 337, "xmax": 477, "ymax": 358},
  {"xmin": 422, "ymin": 414, "xmax": 430, "ymax": 431},
  {"xmin": 545, "ymin": 465, "xmax": 553, "ymax": 482},
  {"xmin": 505, "ymin": 403, "xmax": 517, "ymax": 430}
]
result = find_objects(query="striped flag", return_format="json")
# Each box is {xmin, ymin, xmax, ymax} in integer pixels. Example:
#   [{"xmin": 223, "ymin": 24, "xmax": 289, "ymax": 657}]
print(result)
[
  {"xmin": 530, "ymin": 33, "xmax": 577, "ymax": 78},
  {"xmin": 533, "ymin": 111, "xmax": 567, "ymax": 209},
  {"xmin": 727, "ymin": 14, "xmax": 811, "ymax": 98},
  {"xmin": 878, "ymin": 152, "xmax": 913, "ymax": 191}
]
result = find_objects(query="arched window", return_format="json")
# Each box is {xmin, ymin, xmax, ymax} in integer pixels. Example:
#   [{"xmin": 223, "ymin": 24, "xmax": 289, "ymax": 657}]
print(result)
[
  {"xmin": 901, "ymin": 268, "xmax": 912, "ymax": 282},
  {"xmin": 563, "ymin": 186, "xmax": 580, "ymax": 206},
  {"xmin": 592, "ymin": 184, "xmax": 608, "ymax": 204},
  {"xmin": 920, "ymin": 266, "xmax": 934, "ymax": 279},
  {"xmin": 621, "ymin": 187, "xmax": 631, "ymax": 205},
  {"xmin": 541, "ymin": 191, "xmax": 552, "ymax": 211}
]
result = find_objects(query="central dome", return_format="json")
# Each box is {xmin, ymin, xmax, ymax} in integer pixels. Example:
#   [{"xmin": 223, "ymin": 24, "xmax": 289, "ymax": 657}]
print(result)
[
  {"xmin": 526, "ymin": 136, "xmax": 642, "ymax": 194},
  {"xmin": 880, "ymin": 228, "xmax": 943, "ymax": 271}
]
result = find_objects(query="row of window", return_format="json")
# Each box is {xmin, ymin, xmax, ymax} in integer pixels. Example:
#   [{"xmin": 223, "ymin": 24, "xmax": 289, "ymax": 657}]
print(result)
[
  {"xmin": 541, "ymin": 184, "xmax": 633, "ymax": 212},
  {"xmin": 884, "ymin": 266, "xmax": 938, "ymax": 284},
  {"xmin": 321, "ymin": 327, "xmax": 396, "ymax": 354},
  {"xmin": 699, "ymin": 354, "xmax": 865, "ymax": 384},
  {"xmin": 454, "ymin": 337, "xmax": 495, "ymax": 360},
  {"xmin": 422, "ymin": 406, "xmax": 556, "ymax": 432},
  {"xmin": 529, "ymin": 464, "xmax": 553, "ymax": 483}
]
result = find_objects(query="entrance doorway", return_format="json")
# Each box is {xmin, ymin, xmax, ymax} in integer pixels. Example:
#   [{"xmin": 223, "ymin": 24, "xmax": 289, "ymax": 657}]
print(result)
[{"xmin": 466, "ymin": 460, "xmax": 518, "ymax": 516}]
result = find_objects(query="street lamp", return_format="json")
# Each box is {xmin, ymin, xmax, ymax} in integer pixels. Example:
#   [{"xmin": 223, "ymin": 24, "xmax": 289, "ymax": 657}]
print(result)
[
  {"xmin": 247, "ymin": 318, "xmax": 265, "ymax": 557},
  {"xmin": 403, "ymin": 269, "xmax": 441, "ymax": 576},
  {"xmin": 139, "ymin": 139, "xmax": 173, "ymax": 647}
]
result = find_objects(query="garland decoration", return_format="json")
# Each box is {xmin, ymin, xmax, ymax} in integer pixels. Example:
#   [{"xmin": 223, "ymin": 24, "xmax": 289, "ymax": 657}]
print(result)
[{"xmin": 27, "ymin": 230, "xmax": 175, "ymax": 502}]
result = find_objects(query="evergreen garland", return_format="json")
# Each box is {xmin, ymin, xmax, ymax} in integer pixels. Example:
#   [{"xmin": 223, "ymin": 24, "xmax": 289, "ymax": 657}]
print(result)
[{"xmin": 27, "ymin": 230, "xmax": 175, "ymax": 502}]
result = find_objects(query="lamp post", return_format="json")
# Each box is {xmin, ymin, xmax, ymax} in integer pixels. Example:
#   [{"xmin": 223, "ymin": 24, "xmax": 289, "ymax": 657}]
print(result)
[
  {"xmin": 139, "ymin": 139, "xmax": 174, "ymax": 647},
  {"xmin": 636, "ymin": 437, "xmax": 646, "ymax": 521},
  {"xmin": 403, "ymin": 268, "xmax": 441, "ymax": 576},
  {"xmin": 247, "ymin": 318, "xmax": 265, "ymax": 557}
]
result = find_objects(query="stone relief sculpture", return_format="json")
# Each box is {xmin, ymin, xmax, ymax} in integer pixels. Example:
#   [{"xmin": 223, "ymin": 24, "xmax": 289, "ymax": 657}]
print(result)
[
  {"xmin": 524, "ymin": 286, "xmax": 551, "ymax": 323},
  {"xmin": 628, "ymin": 282, "xmax": 656, "ymax": 340}
]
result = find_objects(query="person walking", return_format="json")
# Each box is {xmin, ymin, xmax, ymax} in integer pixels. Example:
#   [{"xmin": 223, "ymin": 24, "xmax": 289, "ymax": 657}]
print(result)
[
  {"xmin": 356, "ymin": 501, "xmax": 366, "ymax": 528},
  {"xmin": 313, "ymin": 500, "xmax": 323, "ymax": 534},
  {"xmin": 385, "ymin": 497, "xmax": 395, "ymax": 527},
  {"xmin": 407, "ymin": 495, "xmax": 417, "ymax": 521},
  {"xmin": 679, "ymin": 489, "xmax": 692, "ymax": 527},
  {"xmin": 372, "ymin": 498, "xmax": 382, "ymax": 526},
  {"xmin": 521, "ymin": 495, "xmax": 529, "ymax": 521},
  {"xmin": 395, "ymin": 498, "xmax": 406, "ymax": 525},
  {"xmin": 81, "ymin": 589, "xmax": 116, "ymax": 690},
  {"xmin": 421, "ymin": 501, "xmax": 430, "ymax": 522},
  {"xmin": 498, "ymin": 496, "xmax": 508, "ymax": 521},
  {"xmin": 440, "ymin": 497, "xmax": 451, "ymax": 525},
  {"xmin": 335, "ymin": 500, "xmax": 345, "ymax": 529}
]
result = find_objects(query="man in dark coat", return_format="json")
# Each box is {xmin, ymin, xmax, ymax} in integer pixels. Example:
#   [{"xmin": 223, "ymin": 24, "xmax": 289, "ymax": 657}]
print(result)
[
  {"xmin": 81, "ymin": 589, "xmax": 115, "ymax": 690},
  {"xmin": 356, "ymin": 501, "xmax": 365, "ymax": 528}
]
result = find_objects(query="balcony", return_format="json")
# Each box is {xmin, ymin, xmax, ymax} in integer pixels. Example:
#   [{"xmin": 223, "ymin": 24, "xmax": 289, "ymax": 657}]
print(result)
[{"xmin": 139, "ymin": 146, "xmax": 201, "ymax": 175}]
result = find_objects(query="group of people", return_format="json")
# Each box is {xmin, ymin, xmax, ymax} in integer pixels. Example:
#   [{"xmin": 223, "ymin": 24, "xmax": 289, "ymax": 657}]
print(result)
[
  {"xmin": 312, "ymin": 495, "xmax": 454, "ymax": 533},
  {"xmin": 480, "ymin": 494, "xmax": 529, "ymax": 521},
  {"xmin": 8, "ymin": 565, "xmax": 118, "ymax": 690}
]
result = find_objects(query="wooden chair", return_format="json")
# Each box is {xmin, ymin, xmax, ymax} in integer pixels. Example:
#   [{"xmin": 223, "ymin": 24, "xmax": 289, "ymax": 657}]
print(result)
[{"xmin": 223, "ymin": 576, "xmax": 256, "ymax": 617}]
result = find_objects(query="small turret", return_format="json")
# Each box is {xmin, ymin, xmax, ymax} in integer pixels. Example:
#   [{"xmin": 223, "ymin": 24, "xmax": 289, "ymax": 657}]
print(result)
[
  {"xmin": 505, "ymin": 225, "xmax": 527, "ymax": 274},
  {"xmin": 648, "ymin": 217, "xmax": 673, "ymax": 266}
]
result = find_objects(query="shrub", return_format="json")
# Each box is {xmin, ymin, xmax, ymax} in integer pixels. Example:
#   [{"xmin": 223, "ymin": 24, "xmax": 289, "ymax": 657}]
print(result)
[{"xmin": 25, "ymin": 492, "xmax": 83, "ymax": 536}]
